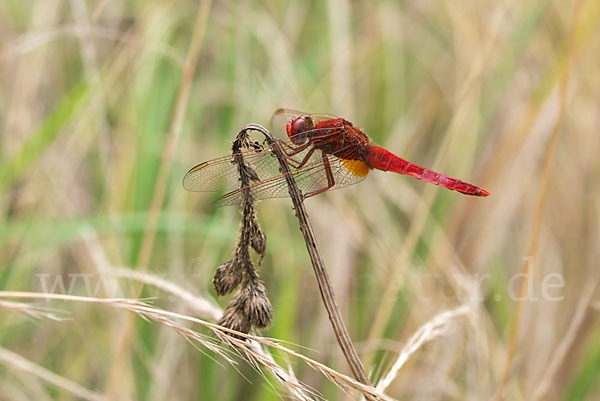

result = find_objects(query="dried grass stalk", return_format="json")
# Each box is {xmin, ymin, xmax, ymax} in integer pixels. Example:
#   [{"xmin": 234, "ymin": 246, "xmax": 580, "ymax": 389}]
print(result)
[
  {"xmin": 376, "ymin": 305, "xmax": 470, "ymax": 393},
  {"xmin": 0, "ymin": 299, "xmax": 63, "ymax": 321},
  {"xmin": 0, "ymin": 291, "xmax": 395, "ymax": 400}
]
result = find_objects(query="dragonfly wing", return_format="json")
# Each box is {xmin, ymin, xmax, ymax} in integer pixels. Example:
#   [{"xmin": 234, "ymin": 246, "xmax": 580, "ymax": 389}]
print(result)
[
  {"xmin": 211, "ymin": 151, "xmax": 371, "ymax": 207},
  {"xmin": 183, "ymin": 127, "xmax": 350, "ymax": 194},
  {"xmin": 210, "ymin": 171, "xmax": 300, "ymax": 207},
  {"xmin": 183, "ymin": 158, "xmax": 241, "ymax": 192},
  {"xmin": 182, "ymin": 144, "xmax": 284, "ymax": 192}
]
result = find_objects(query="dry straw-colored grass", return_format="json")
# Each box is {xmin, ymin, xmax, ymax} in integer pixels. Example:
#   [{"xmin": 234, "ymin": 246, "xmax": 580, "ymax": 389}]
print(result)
[
  {"xmin": 0, "ymin": 289, "xmax": 398, "ymax": 401},
  {"xmin": 1, "ymin": 255, "xmax": 473, "ymax": 401},
  {"xmin": 2, "ymin": 0, "xmax": 600, "ymax": 400}
]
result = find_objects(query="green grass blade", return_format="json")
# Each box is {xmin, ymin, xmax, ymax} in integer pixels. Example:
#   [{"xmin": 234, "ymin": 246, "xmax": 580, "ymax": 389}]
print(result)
[{"xmin": 0, "ymin": 80, "xmax": 90, "ymax": 193}]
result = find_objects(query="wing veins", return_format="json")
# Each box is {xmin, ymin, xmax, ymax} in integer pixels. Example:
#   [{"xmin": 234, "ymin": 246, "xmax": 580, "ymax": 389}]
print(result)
[
  {"xmin": 183, "ymin": 128, "xmax": 348, "ymax": 192},
  {"xmin": 211, "ymin": 140, "xmax": 369, "ymax": 206}
]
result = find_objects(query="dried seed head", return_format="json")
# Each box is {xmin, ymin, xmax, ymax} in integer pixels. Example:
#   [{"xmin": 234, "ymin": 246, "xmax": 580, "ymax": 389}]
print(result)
[
  {"xmin": 243, "ymin": 164, "xmax": 260, "ymax": 183},
  {"xmin": 250, "ymin": 229, "xmax": 267, "ymax": 255},
  {"xmin": 218, "ymin": 302, "xmax": 251, "ymax": 339},
  {"xmin": 241, "ymin": 281, "xmax": 273, "ymax": 329},
  {"xmin": 215, "ymin": 132, "xmax": 273, "ymax": 335},
  {"xmin": 212, "ymin": 260, "xmax": 242, "ymax": 296}
]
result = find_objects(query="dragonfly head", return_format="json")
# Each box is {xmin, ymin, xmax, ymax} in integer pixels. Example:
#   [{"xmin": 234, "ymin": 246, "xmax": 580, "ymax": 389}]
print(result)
[{"xmin": 286, "ymin": 115, "xmax": 314, "ymax": 144}]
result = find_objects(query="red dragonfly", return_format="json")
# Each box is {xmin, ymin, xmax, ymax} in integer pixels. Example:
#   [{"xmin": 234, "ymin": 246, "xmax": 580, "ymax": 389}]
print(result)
[{"xmin": 183, "ymin": 109, "xmax": 489, "ymax": 207}]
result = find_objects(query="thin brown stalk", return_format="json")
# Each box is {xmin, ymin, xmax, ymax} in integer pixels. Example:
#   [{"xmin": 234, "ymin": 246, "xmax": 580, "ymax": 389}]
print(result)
[
  {"xmin": 240, "ymin": 124, "xmax": 376, "ymax": 398},
  {"xmin": 494, "ymin": 1, "xmax": 584, "ymax": 399}
]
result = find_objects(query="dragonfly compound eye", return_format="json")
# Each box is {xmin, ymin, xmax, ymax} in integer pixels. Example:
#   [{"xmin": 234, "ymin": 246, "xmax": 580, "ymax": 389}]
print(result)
[{"xmin": 287, "ymin": 115, "xmax": 314, "ymax": 144}]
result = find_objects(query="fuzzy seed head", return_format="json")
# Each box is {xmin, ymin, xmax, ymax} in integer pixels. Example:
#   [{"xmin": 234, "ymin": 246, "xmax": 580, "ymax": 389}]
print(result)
[
  {"xmin": 251, "ymin": 229, "xmax": 267, "ymax": 255},
  {"xmin": 212, "ymin": 260, "xmax": 242, "ymax": 296},
  {"xmin": 219, "ymin": 299, "xmax": 251, "ymax": 338},
  {"xmin": 241, "ymin": 281, "xmax": 273, "ymax": 328}
]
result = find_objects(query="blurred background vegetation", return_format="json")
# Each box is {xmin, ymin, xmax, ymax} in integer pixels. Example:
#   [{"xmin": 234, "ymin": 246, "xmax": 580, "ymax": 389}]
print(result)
[{"xmin": 1, "ymin": 0, "xmax": 599, "ymax": 400}]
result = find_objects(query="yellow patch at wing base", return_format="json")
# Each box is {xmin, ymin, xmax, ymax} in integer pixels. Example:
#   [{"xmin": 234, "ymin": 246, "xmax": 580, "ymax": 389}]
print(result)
[{"xmin": 341, "ymin": 159, "xmax": 371, "ymax": 177}]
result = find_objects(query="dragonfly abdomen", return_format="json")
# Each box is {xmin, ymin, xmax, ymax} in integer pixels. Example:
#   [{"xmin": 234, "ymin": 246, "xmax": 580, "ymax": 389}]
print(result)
[{"xmin": 365, "ymin": 146, "xmax": 489, "ymax": 197}]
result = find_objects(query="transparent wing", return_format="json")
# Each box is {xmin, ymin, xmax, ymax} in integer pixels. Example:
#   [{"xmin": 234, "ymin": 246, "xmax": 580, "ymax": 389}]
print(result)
[
  {"xmin": 182, "ymin": 145, "xmax": 280, "ymax": 192},
  {"xmin": 184, "ymin": 109, "xmax": 367, "ymax": 207},
  {"xmin": 211, "ymin": 147, "xmax": 371, "ymax": 207},
  {"xmin": 182, "ymin": 128, "xmax": 343, "ymax": 192}
]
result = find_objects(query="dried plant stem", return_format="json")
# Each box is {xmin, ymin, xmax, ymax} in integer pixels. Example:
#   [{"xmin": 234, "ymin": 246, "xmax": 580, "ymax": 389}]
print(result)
[
  {"xmin": 0, "ymin": 300, "xmax": 62, "ymax": 320},
  {"xmin": 376, "ymin": 305, "xmax": 470, "ymax": 393},
  {"xmin": 494, "ymin": 2, "xmax": 583, "ymax": 399},
  {"xmin": 241, "ymin": 124, "xmax": 375, "ymax": 398},
  {"xmin": 109, "ymin": 267, "xmax": 222, "ymax": 320}
]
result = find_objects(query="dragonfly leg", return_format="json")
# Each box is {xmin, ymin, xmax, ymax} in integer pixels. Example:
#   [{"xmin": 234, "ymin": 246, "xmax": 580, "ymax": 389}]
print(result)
[
  {"xmin": 279, "ymin": 140, "xmax": 311, "ymax": 156},
  {"xmin": 270, "ymin": 141, "xmax": 312, "ymax": 169},
  {"xmin": 303, "ymin": 154, "xmax": 335, "ymax": 199},
  {"xmin": 279, "ymin": 145, "xmax": 316, "ymax": 169}
]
